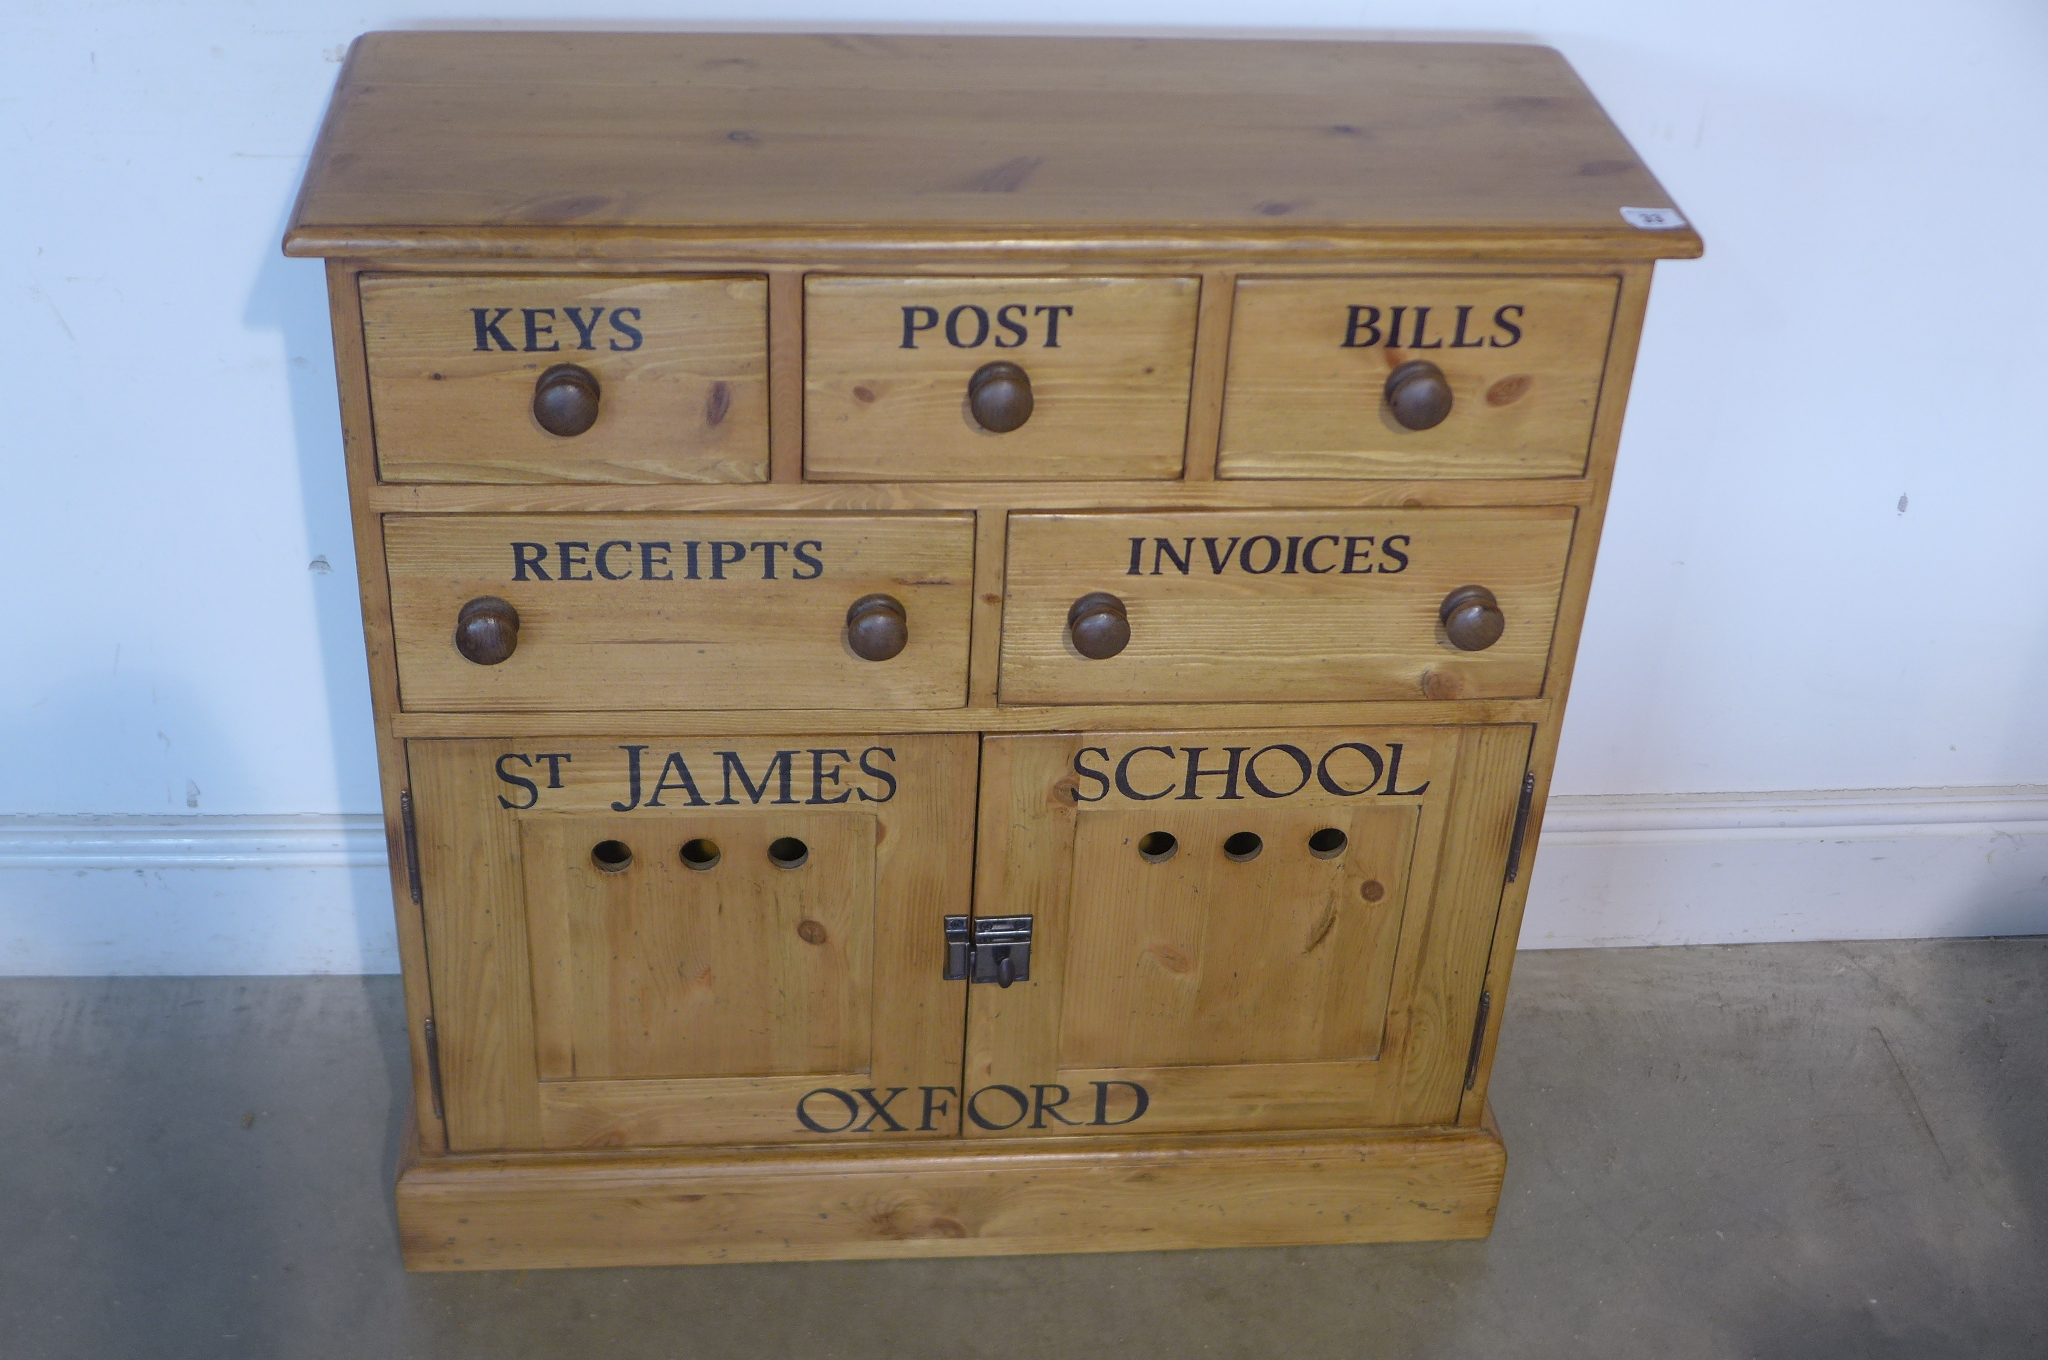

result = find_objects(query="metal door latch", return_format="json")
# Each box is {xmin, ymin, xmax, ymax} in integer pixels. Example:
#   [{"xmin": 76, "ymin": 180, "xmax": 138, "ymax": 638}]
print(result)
[{"xmin": 943, "ymin": 915, "xmax": 1032, "ymax": 986}]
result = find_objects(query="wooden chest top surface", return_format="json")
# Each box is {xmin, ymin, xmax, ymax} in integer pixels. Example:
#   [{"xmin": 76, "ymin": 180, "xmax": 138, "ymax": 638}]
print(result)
[{"xmin": 285, "ymin": 32, "xmax": 1699, "ymax": 260}]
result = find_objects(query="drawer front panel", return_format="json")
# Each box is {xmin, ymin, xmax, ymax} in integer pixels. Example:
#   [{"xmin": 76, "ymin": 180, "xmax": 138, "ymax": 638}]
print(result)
[
  {"xmin": 361, "ymin": 274, "xmax": 769, "ymax": 484},
  {"xmin": 805, "ymin": 276, "xmax": 1199, "ymax": 481},
  {"xmin": 386, "ymin": 513, "xmax": 974, "ymax": 711},
  {"xmin": 999, "ymin": 508, "xmax": 1574, "ymax": 705},
  {"xmin": 1219, "ymin": 275, "xmax": 1618, "ymax": 479}
]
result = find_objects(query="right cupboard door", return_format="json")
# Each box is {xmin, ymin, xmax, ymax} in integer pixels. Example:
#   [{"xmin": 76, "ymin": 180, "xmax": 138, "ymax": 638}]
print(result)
[{"xmin": 964, "ymin": 725, "xmax": 1531, "ymax": 1139}]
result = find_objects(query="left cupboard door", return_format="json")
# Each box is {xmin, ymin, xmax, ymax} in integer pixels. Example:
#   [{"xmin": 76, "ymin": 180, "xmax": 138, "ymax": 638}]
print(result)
[{"xmin": 406, "ymin": 734, "xmax": 977, "ymax": 1153}]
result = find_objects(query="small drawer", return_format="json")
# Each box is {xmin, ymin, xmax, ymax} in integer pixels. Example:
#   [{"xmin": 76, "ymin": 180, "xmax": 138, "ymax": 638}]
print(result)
[
  {"xmin": 1219, "ymin": 276, "xmax": 1618, "ymax": 480},
  {"xmin": 998, "ymin": 508, "xmax": 1574, "ymax": 705},
  {"xmin": 804, "ymin": 276, "xmax": 1199, "ymax": 481},
  {"xmin": 386, "ymin": 513, "xmax": 973, "ymax": 712},
  {"xmin": 360, "ymin": 274, "xmax": 768, "ymax": 484}
]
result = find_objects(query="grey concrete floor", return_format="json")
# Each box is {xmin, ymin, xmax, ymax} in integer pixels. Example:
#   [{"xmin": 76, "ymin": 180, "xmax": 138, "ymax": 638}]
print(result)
[{"xmin": 1, "ymin": 940, "xmax": 2042, "ymax": 1359}]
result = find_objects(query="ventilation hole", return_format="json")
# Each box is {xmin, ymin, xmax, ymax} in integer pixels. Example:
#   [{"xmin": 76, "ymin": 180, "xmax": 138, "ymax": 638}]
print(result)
[
  {"xmin": 591, "ymin": 839, "xmax": 633, "ymax": 873},
  {"xmin": 767, "ymin": 836, "xmax": 810, "ymax": 870},
  {"xmin": 1308, "ymin": 827, "xmax": 1349, "ymax": 859},
  {"xmin": 679, "ymin": 838, "xmax": 721, "ymax": 871},
  {"xmin": 1137, "ymin": 830, "xmax": 1179, "ymax": 863},
  {"xmin": 1222, "ymin": 831, "xmax": 1264, "ymax": 862}
]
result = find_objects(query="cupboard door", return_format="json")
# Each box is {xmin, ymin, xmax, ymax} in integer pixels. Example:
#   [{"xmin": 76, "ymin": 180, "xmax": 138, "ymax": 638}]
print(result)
[
  {"xmin": 408, "ymin": 734, "xmax": 975, "ymax": 1152},
  {"xmin": 964, "ymin": 725, "xmax": 1530, "ymax": 1138}
]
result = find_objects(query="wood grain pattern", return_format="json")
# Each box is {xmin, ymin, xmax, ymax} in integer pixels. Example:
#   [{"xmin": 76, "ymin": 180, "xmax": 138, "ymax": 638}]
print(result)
[
  {"xmin": 389, "ymin": 697, "xmax": 1558, "ymax": 740},
  {"xmin": 805, "ymin": 276, "xmax": 1198, "ymax": 481},
  {"xmin": 288, "ymin": 35, "xmax": 1699, "ymax": 262},
  {"xmin": 961, "ymin": 732, "xmax": 1072, "ymax": 1112},
  {"xmin": 360, "ymin": 274, "xmax": 768, "ymax": 484},
  {"xmin": 1219, "ymin": 275, "xmax": 1619, "ymax": 479},
  {"xmin": 407, "ymin": 738, "xmax": 546, "ymax": 1151},
  {"xmin": 1042, "ymin": 1061, "xmax": 1401, "ymax": 1136},
  {"xmin": 326, "ymin": 260, "xmax": 448, "ymax": 1155},
  {"xmin": 767, "ymin": 270, "xmax": 805, "ymax": 483},
  {"xmin": 1181, "ymin": 271, "xmax": 1235, "ymax": 481},
  {"xmin": 1000, "ymin": 508, "xmax": 1576, "ymax": 705},
  {"xmin": 967, "ymin": 502, "xmax": 1007, "ymax": 707},
  {"xmin": 1059, "ymin": 803, "xmax": 1417, "ymax": 1068},
  {"xmin": 411, "ymin": 734, "xmax": 976, "ymax": 1152},
  {"xmin": 365, "ymin": 473, "xmax": 1600, "ymax": 515},
  {"xmin": 522, "ymin": 811, "xmax": 876, "ymax": 1081},
  {"xmin": 295, "ymin": 228, "xmax": 1700, "ymax": 267},
  {"xmin": 536, "ymin": 1073, "xmax": 944, "ymax": 1149},
  {"xmin": 384, "ymin": 512, "xmax": 974, "ymax": 712},
  {"xmin": 396, "ymin": 1113, "xmax": 1506, "ymax": 1269},
  {"xmin": 965, "ymin": 726, "xmax": 1519, "ymax": 1138},
  {"xmin": 1388, "ymin": 725, "xmax": 1532, "ymax": 1123}
]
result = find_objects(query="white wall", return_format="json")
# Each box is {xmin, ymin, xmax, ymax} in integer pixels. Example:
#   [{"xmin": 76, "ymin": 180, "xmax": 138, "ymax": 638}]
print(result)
[{"xmin": 4, "ymin": 2, "xmax": 2046, "ymax": 972}]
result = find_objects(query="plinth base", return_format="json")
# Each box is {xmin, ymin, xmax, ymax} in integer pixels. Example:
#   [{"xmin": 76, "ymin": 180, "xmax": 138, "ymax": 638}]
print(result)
[{"xmin": 396, "ymin": 1110, "xmax": 1505, "ymax": 1270}]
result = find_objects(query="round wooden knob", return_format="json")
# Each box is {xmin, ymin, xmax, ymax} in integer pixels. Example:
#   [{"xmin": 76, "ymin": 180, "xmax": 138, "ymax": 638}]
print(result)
[
  {"xmin": 967, "ymin": 361, "xmax": 1034, "ymax": 433},
  {"xmin": 845, "ymin": 593, "xmax": 908, "ymax": 662},
  {"xmin": 1440, "ymin": 585, "xmax": 1505, "ymax": 652},
  {"xmin": 1068, "ymin": 592, "xmax": 1130, "ymax": 660},
  {"xmin": 454, "ymin": 596, "xmax": 520, "ymax": 666},
  {"xmin": 1385, "ymin": 359, "xmax": 1453, "ymax": 431},
  {"xmin": 532, "ymin": 363, "xmax": 601, "ymax": 437}
]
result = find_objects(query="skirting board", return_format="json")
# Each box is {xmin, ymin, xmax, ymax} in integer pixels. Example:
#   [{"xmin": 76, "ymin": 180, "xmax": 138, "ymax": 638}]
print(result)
[
  {"xmin": 0, "ymin": 815, "xmax": 394, "ymax": 975},
  {"xmin": 1523, "ymin": 787, "xmax": 2048, "ymax": 948},
  {"xmin": 2, "ymin": 787, "xmax": 2044, "ymax": 974}
]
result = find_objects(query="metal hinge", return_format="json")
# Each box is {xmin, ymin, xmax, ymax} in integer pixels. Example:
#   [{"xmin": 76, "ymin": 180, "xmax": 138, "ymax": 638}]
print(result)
[
  {"xmin": 400, "ymin": 790, "xmax": 424, "ymax": 906},
  {"xmin": 1462, "ymin": 990, "xmax": 1493, "ymax": 1091},
  {"xmin": 943, "ymin": 915, "xmax": 1033, "ymax": 987},
  {"xmin": 421, "ymin": 1015, "xmax": 446, "ymax": 1122},
  {"xmin": 1504, "ymin": 770, "xmax": 1537, "ymax": 884}
]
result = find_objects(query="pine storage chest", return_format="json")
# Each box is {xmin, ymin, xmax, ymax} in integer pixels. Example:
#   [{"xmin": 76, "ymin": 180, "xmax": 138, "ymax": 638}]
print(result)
[{"xmin": 286, "ymin": 31, "xmax": 1699, "ymax": 1269}]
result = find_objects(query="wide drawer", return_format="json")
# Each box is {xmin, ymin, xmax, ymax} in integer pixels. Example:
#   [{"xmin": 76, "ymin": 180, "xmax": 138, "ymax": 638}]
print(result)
[
  {"xmin": 1219, "ymin": 276, "xmax": 1618, "ymax": 479},
  {"xmin": 385, "ymin": 514, "xmax": 973, "ymax": 711},
  {"xmin": 998, "ymin": 508, "xmax": 1575, "ymax": 705},
  {"xmin": 361, "ymin": 274, "xmax": 769, "ymax": 484},
  {"xmin": 804, "ymin": 276, "xmax": 1199, "ymax": 481}
]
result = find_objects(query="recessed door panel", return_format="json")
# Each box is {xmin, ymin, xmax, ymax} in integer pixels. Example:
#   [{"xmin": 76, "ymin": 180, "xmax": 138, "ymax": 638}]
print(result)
[
  {"xmin": 522, "ymin": 811, "xmax": 876, "ymax": 1082},
  {"xmin": 1059, "ymin": 802, "xmax": 1417, "ymax": 1070}
]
